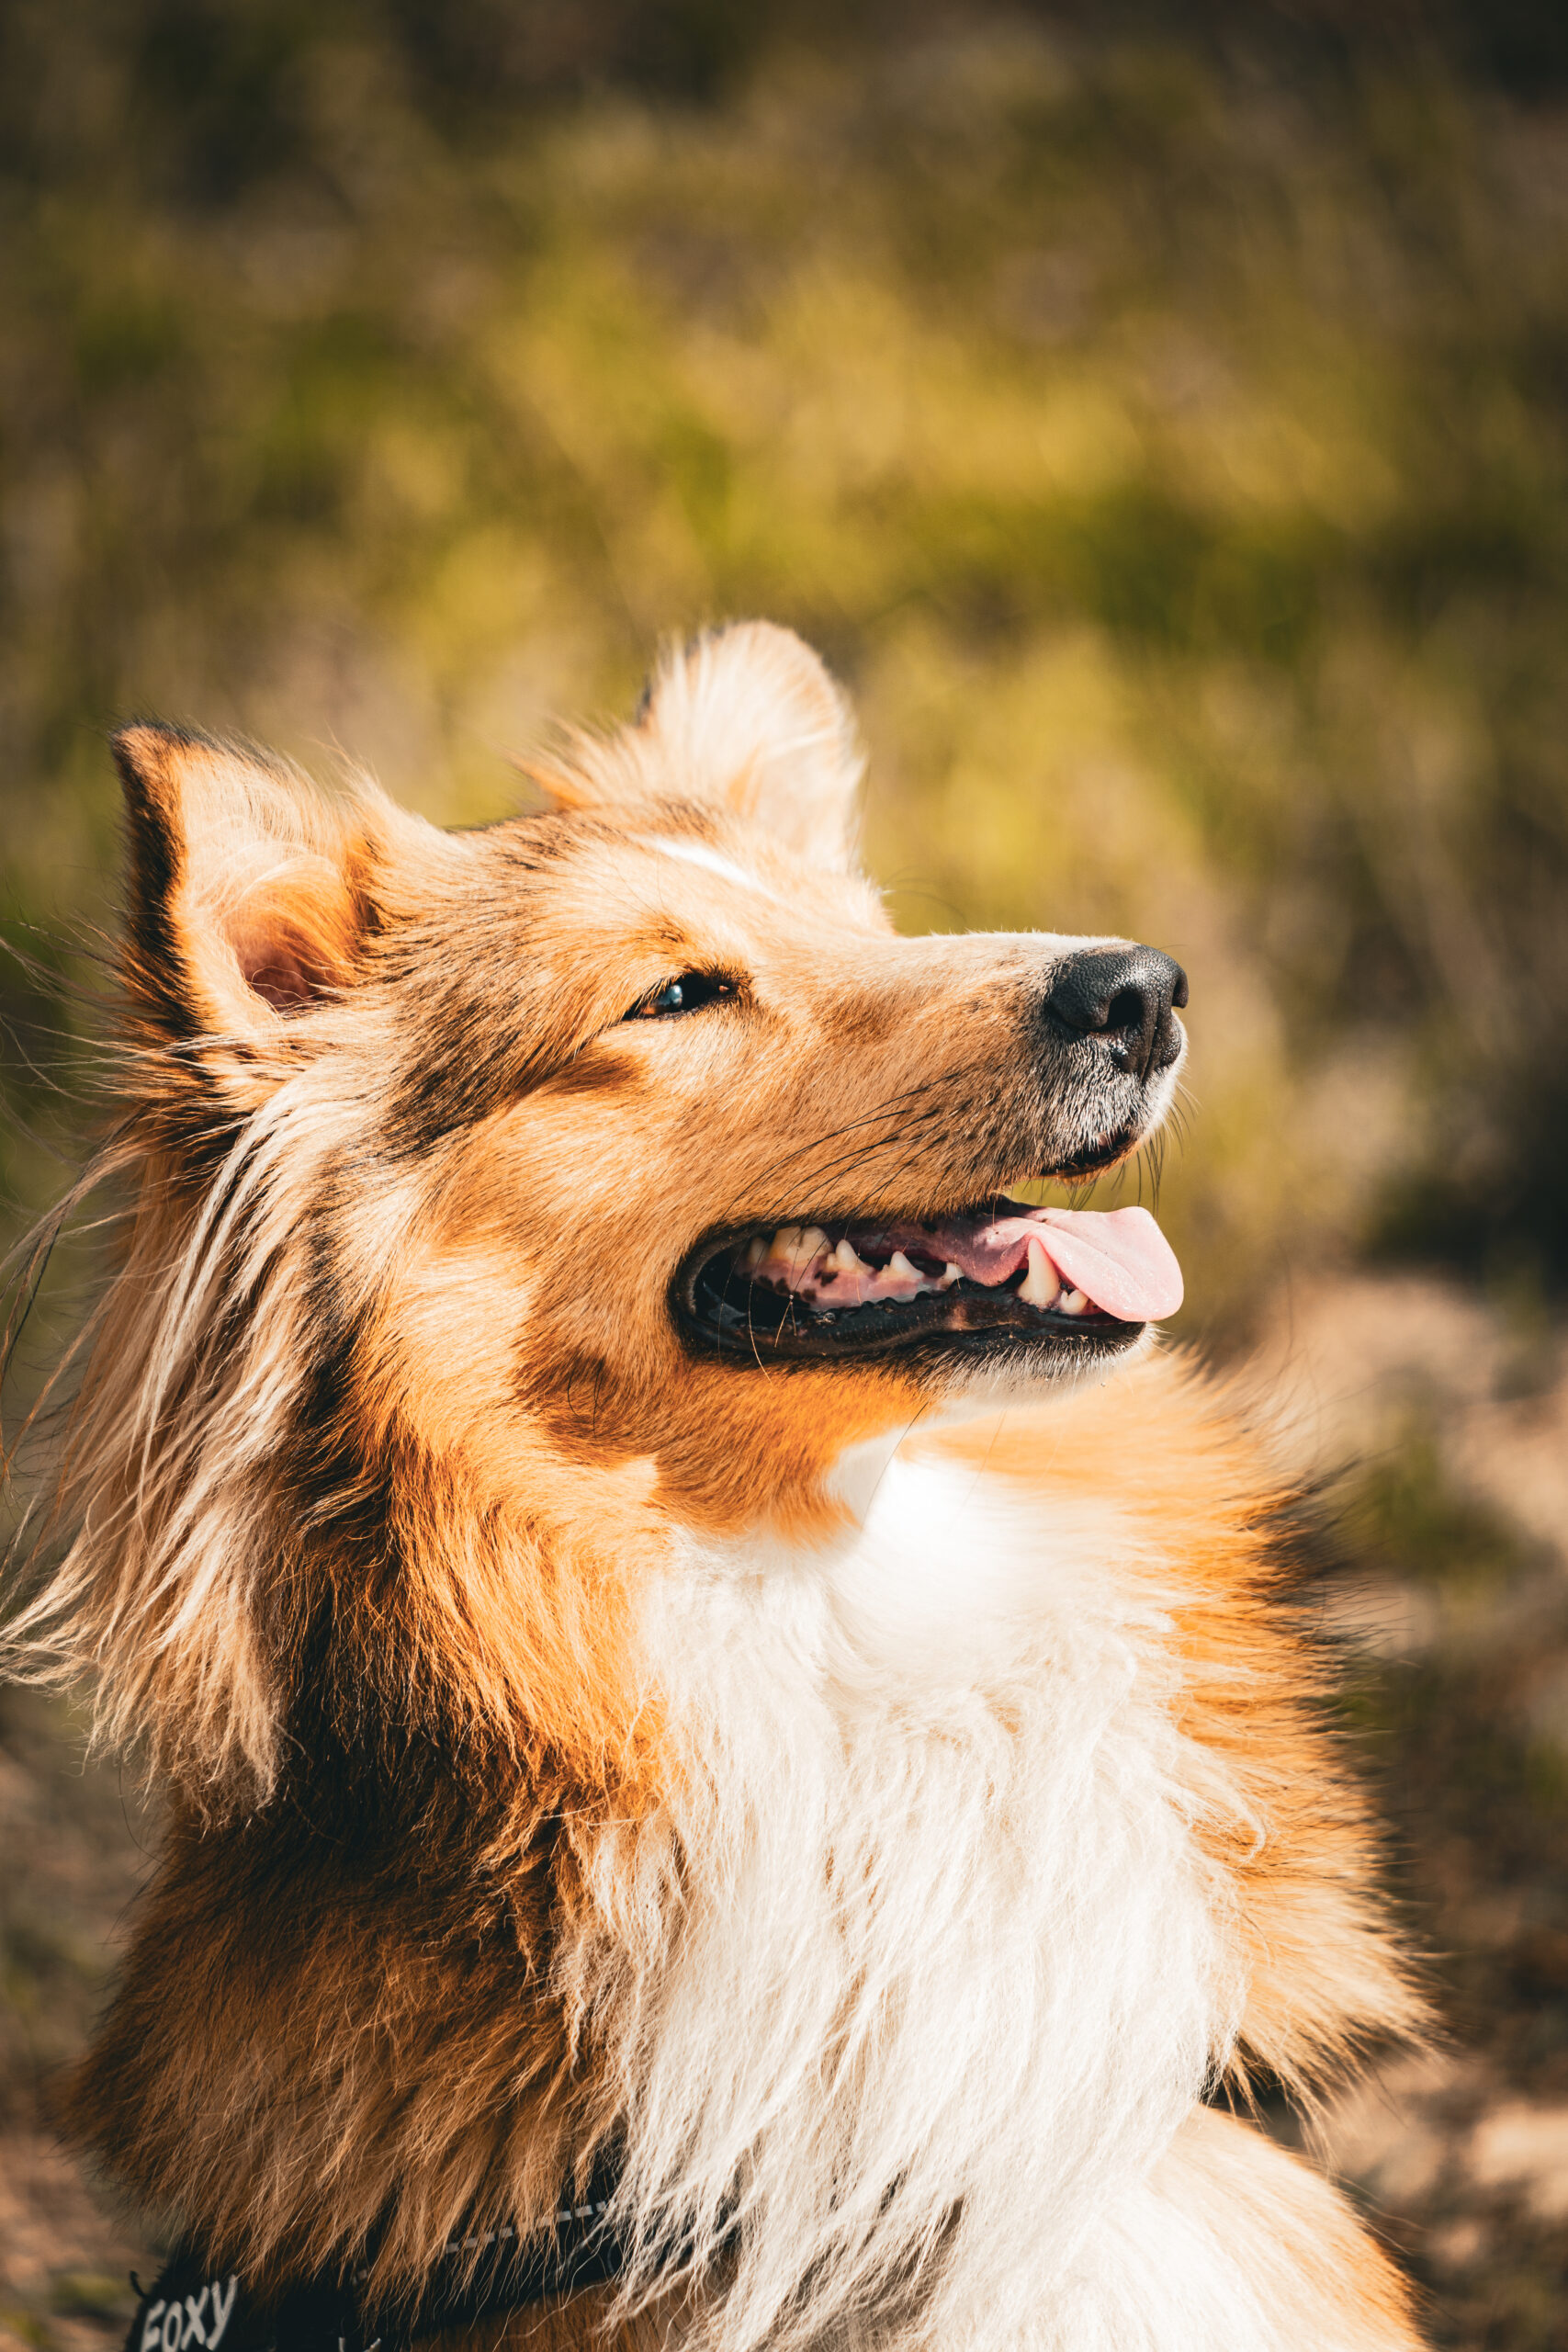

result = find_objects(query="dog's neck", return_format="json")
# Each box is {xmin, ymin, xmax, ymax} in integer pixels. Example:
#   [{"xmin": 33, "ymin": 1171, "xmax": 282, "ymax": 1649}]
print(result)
[{"xmin": 72, "ymin": 1394, "xmax": 1335, "ymax": 2350}]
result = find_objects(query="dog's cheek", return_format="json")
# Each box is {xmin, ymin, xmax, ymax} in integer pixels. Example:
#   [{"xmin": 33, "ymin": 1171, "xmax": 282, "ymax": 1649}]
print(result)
[{"xmin": 364, "ymin": 1236, "xmax": 537, "ymax": 1477}]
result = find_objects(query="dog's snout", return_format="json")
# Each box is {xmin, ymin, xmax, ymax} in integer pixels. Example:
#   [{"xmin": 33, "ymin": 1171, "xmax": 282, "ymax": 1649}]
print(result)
[{"xmin": 1044, "ymin": 946, "xmax": 1188, "ymax": 1081}]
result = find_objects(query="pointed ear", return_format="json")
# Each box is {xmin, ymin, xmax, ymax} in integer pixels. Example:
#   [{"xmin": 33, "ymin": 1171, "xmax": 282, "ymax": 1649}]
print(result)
[
  {"xmin": 534, "ymin": 624, "xmax": 864, "ymax": 869},
  {"xmin": 639, "ymin": 624, "xmax": 863, "ymax": 867},
  {"xmin": 114, "ymin": 723, "xmax": 375, "ymax": 1088}
]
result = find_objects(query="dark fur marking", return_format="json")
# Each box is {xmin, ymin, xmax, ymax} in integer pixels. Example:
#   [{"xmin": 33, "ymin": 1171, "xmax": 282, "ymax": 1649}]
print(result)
[{"xmin": 115, "ymin": 724, "xmax": 203, "ymax": 1052}]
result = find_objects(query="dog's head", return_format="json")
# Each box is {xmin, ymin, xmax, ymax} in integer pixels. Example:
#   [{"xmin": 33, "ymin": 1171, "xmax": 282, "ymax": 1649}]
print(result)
[{"xmin": 35, "ymin": 624, "xmax": 1186, "ymax": 1806}]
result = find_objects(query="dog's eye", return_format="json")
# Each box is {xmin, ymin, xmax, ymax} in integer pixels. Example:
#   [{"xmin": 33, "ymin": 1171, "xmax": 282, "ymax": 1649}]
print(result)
[{"xmin": 626, "ymin": 972, "xmax": 739, "ymax": 1021}]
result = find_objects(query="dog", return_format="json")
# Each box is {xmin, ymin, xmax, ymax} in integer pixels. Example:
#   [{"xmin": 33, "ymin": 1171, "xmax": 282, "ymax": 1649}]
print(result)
[{"xmin": 7, "ymin": 622, "xmax": 1428, "ymax": 2350}]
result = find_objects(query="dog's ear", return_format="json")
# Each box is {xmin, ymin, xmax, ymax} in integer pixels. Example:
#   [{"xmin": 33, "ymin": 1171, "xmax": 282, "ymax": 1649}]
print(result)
[
  {"xmin": 113, "ymin": 723, "xmax": 377, "ymax": 1096},
  {"xmin": 536, "ymin": 624, "xmax": 864, "ymax": 869},
  {"xmin": 638, "ymin": 624, "xmax": 863, "ymax": 867}
]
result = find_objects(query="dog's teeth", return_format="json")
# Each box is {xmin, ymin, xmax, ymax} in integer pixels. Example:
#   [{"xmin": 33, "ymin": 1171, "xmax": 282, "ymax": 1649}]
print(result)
[
  {"xmin": 798, "ymin": 1227, "xmax": 830, "ymax": 1261},
  {"xmin": 940, "ymin": 1262, "xmax": 961, "ymax": 1288},
  {"xmin": 1018, "ymin": 1238, "xmax": 1063, "ymax": 1310},
  {"xmin": 773, "ymin": 1225, "xmax": 802, "ymax": 1257},
  {"xmin": 1058, "ymin": 1286, "xmax": 1089, "ymax": 1317},
  {"xmin": 886, "ymin": 1250, "xmax": 919, "ymax": 1285},
  {"xmin": 825, "ymin": 1238, "xmax": 866, "ymax": 1277},
  {"xmin": 741, "ymin": 1237, "xmax": 767, "ymax": 1271}
]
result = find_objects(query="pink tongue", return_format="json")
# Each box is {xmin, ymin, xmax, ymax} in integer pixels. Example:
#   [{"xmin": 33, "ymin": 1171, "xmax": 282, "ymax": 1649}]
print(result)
[
  {"xmin": 1027, "ymin": 1206, "xmax": 1183, "ymax": 1322},
  {"xmin": 945, "ymin": 1204, "xmax": 1183, "ymax": 1322}
]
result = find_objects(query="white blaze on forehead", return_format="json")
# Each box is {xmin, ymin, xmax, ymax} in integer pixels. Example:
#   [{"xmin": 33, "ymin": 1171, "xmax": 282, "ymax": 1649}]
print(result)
[{"xmin": 641, "ymin": 834, "xmax": 778, "ymax": 900}]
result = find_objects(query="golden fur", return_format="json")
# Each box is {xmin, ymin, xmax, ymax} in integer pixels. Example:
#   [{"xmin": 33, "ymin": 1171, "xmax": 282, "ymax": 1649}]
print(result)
[{"xmin": 6, "ymin": 624, "xmax": 1428, "ymax": 2349}]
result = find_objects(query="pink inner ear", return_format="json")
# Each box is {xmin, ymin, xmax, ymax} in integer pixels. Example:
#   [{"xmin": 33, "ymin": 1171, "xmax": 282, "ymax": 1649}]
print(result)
[
  {"xmin": 203, "ymin": 842, "xmax": 361, "ymax": 1022},
  {"xmin": 243, "ymin": 938, "xmax": 321, "ymax": 1013},
  {"xmin": 228, "ymin": 905, "xmax": 341, "ymax": 1016}
]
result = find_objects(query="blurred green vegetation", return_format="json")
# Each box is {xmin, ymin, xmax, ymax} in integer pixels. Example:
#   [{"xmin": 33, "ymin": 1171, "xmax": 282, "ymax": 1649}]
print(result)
[
  {"xmin": 3, "ymin": 17, "xmax": 1568, "ymax": 2343},
  {"xmin": 1346, "ymin": 1420, "xmax": 1529, "ymax": 1596},
  {"xmin": 3, "ymin": 3, "xmax": 1568, "ymax": 1329}
]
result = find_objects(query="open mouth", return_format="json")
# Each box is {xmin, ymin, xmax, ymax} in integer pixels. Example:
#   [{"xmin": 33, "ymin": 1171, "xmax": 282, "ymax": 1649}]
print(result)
[{"xmin": 676, "ymin": 1201, "xmax": 1183, "ymax": 1365}]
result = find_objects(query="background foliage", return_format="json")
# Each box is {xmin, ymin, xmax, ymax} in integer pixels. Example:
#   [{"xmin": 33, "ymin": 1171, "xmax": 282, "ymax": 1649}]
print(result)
[
  {"xmin": 5, "ymin": 0, "xmax": 1568, "ymax": 1326},
  {"xmin": 2, "ymin": 6, "xmax": 1567, "ymax": 2348}
]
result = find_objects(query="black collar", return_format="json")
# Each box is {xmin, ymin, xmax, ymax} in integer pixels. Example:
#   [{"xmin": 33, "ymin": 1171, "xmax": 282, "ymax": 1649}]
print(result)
[{"xmin": 125, "ymin": 2189, "xmax": 626, "ymax": 2352}]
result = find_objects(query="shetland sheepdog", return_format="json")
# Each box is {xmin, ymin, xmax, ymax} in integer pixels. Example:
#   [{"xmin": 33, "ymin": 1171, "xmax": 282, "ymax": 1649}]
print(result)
[{"xmin": 6, "ymin": 624, "xmax": 1427, "ymax": 2351}]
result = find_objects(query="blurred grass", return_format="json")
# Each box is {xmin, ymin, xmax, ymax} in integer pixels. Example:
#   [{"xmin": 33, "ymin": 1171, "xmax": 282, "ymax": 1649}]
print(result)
[
  {"xmin": 3, "ymin": 17, "xmax": 1568, "ymax": 2346},
  {"xmin": 2, "ymin": 3, "xmax": 1567, "ymax": 1331}
]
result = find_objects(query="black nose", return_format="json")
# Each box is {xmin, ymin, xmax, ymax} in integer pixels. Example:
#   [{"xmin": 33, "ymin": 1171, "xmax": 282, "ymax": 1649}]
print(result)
[{"xmin": 1044, "ymin": 946, "xmax": 1188, "ymax": 1081}]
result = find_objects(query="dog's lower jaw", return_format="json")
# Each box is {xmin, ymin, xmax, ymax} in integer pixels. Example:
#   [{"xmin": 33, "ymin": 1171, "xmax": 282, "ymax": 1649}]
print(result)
[
  {"xmin": 927, "ymin": 1309, "xmax": 1165, "ymax": 1417},
  {"xmin": 807, "ymin": 1317, "xmax": 1164, "ymax": 1536}
]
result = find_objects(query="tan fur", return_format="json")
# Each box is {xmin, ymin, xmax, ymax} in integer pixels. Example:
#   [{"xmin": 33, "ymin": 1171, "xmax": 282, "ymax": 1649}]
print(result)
[{"xmin": 4, "ymin": 626, "xmax": 1428, "ymax": 2349}]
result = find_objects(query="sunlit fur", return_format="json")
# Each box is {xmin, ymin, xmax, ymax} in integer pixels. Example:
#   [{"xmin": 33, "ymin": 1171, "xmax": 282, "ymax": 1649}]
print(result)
[{"xmin": 6, "ymin": 625, "xmax": 1427, "ymax": 2349}]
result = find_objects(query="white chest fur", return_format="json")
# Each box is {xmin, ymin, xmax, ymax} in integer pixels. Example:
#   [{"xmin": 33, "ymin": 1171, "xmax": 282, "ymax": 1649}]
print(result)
[{"xmin": 558, "ymin": 1442, "xmax": 1269, "ymax": 2350}]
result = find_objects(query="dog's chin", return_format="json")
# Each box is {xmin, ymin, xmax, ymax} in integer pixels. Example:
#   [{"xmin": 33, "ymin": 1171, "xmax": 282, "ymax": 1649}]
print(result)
[
  {"xmin": 921, "ymin": 1317, "xmax": 1162, "ymax": 1409},
  {"xmin": 672, "ymin": 1200, "xmax": 1153, "ymax": 1379}
]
